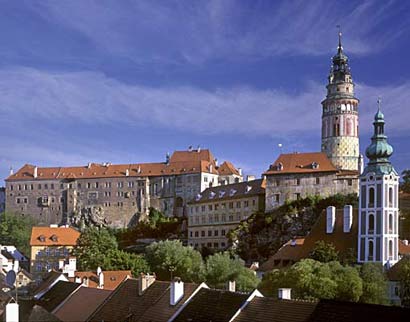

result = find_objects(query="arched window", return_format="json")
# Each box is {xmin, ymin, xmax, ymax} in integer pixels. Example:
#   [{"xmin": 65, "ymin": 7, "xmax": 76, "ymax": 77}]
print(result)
[
  {"xmin": 368, "ymin": 214, "xmax": 375, "ymax": 234},
  {"xmin": 389, "ymin": 187, "xmax": 393, "ymax": 207},
  {"xmin": 389, "ymin": 214, "xmax": 393, "ymax": 234},
  {"xmin": 368, "ymin": 187, "xmax": 375, "ymax": 207},
  {"xmin": 368, "ymin": 240, "xmax": 374, "ymax": 260},
  {"xmin": 346, "ymin": 118, "xmax": 353, "ymax": 136},
  {"xmin": 389, "ymin": 240, "xmax": 393, "ymax": 260}
]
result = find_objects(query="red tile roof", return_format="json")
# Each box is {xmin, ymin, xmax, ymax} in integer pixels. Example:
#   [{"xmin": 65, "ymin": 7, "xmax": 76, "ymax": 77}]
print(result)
[
  {"xmin": 7, "ymin": 149, "xmax": 221, "ymax": 181},
  {"xmin": 54, "ymin": 287, "xmax": 111, "ymax": 321},
  {"xmin": 69, "ymin": 270, "xmax": 131, "ymax": 290},
  {"xmin": 30, "ymin": 226, "xmax": 80, "ymax": 247},
  {"xmin": 218, "ymin": 161, "xmax": 240, "ymax": 176},
  {"xmin": 264, "ymin": 152, "xmax": 338, "ymax": 175}
]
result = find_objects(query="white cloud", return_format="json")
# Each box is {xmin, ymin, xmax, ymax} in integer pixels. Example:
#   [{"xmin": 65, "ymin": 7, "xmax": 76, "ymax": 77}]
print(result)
[{"xmin": 31, "ymin": 0, "xmax": 409, "ymax": 63}]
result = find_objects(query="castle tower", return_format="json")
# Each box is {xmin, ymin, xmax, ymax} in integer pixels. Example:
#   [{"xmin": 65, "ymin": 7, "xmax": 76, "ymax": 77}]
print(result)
[
  {"xmin": 357, "ymin": 101, "xmax": 399, "ymax": 267},
  {"xmin": 321, "ymin": 32, "xmax": 360, "ymax": 171}
]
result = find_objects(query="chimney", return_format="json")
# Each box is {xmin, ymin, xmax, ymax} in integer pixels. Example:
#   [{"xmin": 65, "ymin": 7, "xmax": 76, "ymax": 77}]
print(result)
[
  {"xmin": 197, "ymin": 145, "xmax": 201, "ymax": 153},
  {"xmin": 138, "ymin": 273, "xmax": 156, "ymax": 296},
  {"xmin": 12, "ymin": 260, "xmax": 19, "ymax": 273},
  {"xmin": 75, "ymin": 276, "xmax": 81, "ymax": 284},
  {"xmin": 87, "ymin": 162, "xmax": 92, "ymax": 169},
  {"xmin": 278, "ymin": 288, "xmax": 291, "ymax": 300},
  {"xmin": 246, "ymin": 175, "xmax": 255, "ymax": 182},
  {"xmin": 403, "ymin": 240, "xmax": 409, "ymax": 246},
  {"xmin": 125, "ymin": 169, "xmax": 129, "ymax": 177},
  {"xmin": 98, "ymin": 272, "xmax": 104, "ymax": 289},
  {"xmin": 228, "ymin": 280, "xmax": 236, "ymax": 292},
  {"xmin": 166, "ymin": 152, "xmax": 170, "ymax": 165},
  {"xmin": 58, "ymin": 259, "xmax": 65, "ymax": 270},
  {"xmin": 33, "ymin": 166, "xmax": 38, "ymax": 179},
  {"xmin": 5, "ymin": 300, "xmax": 19, "ymax": 322},
  {"xmin": 238, "ymin": 168, "xmax": 243, "ymax": 176},
  {"xmin": 326, "ymin": 206, "xmax": 336, "ymax": 234},
  {"xmin": 343, "ymin": 205, "xmax": 353, "ymax": 233},
  {"xmin": 170, "ymin": 277, "xmax": 184, "ymax": 306},
  {"xmin": 9, "ymin": 167, "xmax": 13, "ymax": 176},
  {"xmin": 215, "ymin": 158, "xmax": 218, "ymax": 166},
  {"xmin": 82, "ymin": 277, "xmax": 89, "ymax": 287}
]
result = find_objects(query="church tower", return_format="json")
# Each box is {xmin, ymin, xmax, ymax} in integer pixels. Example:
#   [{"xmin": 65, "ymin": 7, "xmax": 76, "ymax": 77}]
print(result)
[
  {"xmin": 357, "ymin": 101, "xmax": 399, "ymax": 267},
  {"xmin": 321, "ymin": 32, "xmax": 360, "ymax": 171}
]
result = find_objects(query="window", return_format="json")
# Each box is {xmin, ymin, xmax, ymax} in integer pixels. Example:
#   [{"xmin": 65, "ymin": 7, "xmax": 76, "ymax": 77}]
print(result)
[
  {"xmin": 201, "ymin": 205, "xmax": 206, "ymax": 212},
  {"xmin": 274, "ymin": 194, "xmax": 280, "ymax": 203},
  {"xmin": 213, "ymin": 243, "xmax": 219, "ymax": 248},
  {"xmin": 368, "ymin": 187, "xmax": 375, "ymax": 207},
  {"xmin": 221, "ymin": 229, "xmax": 226, "ymax": 236},
  {"xmin": 295, "ymin": 193, "xmax": 301, "ymax": 200},
  {"xmin": 368, "ymin": 214, "xmax": 375, "ymax": 234},
  {"xmin": 296, "ymin": 178, "xmax": 301, "ymax": 185},
  {"xmin": 87, "ymin": 183, "xmax": 91, "ymax": 189},
  {"xmin": 389, "ymin": 187, "xmax": 393, "ymax": 207},
  {"xmin": 316, "ymin": 177, "xmax": 320, "ymax": 185},
  {"xmin": 276, "ymin": 180, "xmax": 280, "ymax": 186},
  {"xmin": 78, "ymin": 183, "xmax": 82, "ymax": 189},
  {"xmin": 95, "ymin": 182, "xmax": 99, "ymax": 188},
  {"xmin": 389, "ymin": 214, "xmax": 393, "ymax": 233},
  {"xmin": 244, "ymin": 201, "xmax": 249, "ymax": 208},
  {"xmin": 389, "ymin": 240, "xmax": 393, "ymax": 260},
  {"xmin": 118, "ymin": 182, "xmax": 123, "ymax": 188},
  {"xmin": 348, "ymin": 179, "xmax": 353, "ymax": 186},
  {"xmin": 44, "ymin": 184, "xmax": 48, "ymax": 189},
  {"xmin": 194, "ymin": 231, "xmax": 199, "ymax": 237},
  {"xmin": 208, "ymin": 231, "xmax": 212, "ymax": 237},
  {"xmin": 38, "ymin": 184, "xmax": 42, "ymax": 189},
  {"xmin": 189, "ymin": 231, "xmax": 193, "ymax": 237},
  {"xmin": 215, "ymin": 204, "xmax": 219, "ymax": 210},
  {"xmin": 236, "ymin": 201, "xmax": 241, "ymax": 208},
  {"xmin": 208, "ymin": 205, "xmax": 213, "ymax": 211},
  {"xmin": 214, "ymin": 230, "xmax": 219, "ymax": 236},
  {"xmin": 204, "ymin": 176, "xmax": 208, "ymax": 183},
  {"xmin": 368, "ymin": 240, "xmax": 374, "ymax": 260},
  {"xmin": 252, "ymin": 199, "xmax": 256, "ymax": 206},
  {"xmin": 201, "ymin": 231, "xmax": 205, "ymax": 237},
  {"xmin": 229, "ymin": 202, "xmax": 234, "ymax": 209}
]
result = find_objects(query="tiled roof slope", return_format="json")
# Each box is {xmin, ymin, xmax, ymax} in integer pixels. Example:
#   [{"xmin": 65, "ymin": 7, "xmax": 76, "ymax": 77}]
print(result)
[
  {"xmin": 260, "ymin": 209, "xmax": 358, "ymax": 272},
  {"xmin": 308, "ymin": 299, "xmax": 410, "ymax": 322},
  {"xmin": 264, "ymin": 152, "xmax": 338, "ymax": 175},
  {"xmin": 33, "ymin": 271, "xmax": 68, "ymax": 298},
  {"xmin": 172, "ymin": 288, "xmax": 249, "ymax": 322},
  {"xmin": 38, "ymin": 281, "xmax": 81, "ymax": 313},
  {"xmin": 30, "ymin": 226, "xmax": 80, "ymax": 246},
  {"xmin": 190, "ymin": 179, "xmax": 265, "ymax": 204},
  {"xmin": 88, "ymin": 279, "xmax": 199, "ymax": 322},
  {"xmin": 218, "ymin": 161, "xmax": 240, "ymax": 176},
  {"xmin": 68, "ymin": 270, "xmax": 131, "ymax": 290},
  {"xmin": 28, "ymin": 304, "xmax": 62, "ymax": 322},
  {"xmin": 54, "ymin": 287, "xmax": 111, "ymax": 322},
  {"xmin": 7, "ymin": 149, "xmax": 220, "ymax": 181},
  {"xmin": 259, "ymin": 238, "xmax": 305, "ymax": 271},
  {"xmin": 234, "ymin": 297, "xmax": 317, "ymax": 322}
]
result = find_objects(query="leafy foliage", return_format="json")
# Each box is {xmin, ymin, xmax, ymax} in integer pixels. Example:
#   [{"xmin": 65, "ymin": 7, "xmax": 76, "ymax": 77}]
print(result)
[
  {"xmin": 399, "ymin": 257, "xmax": 410, "ymax": 307},
  {"xmin": 145, "ymin": 240, "xmax": 204, "ymax": 282},
  {"xmin": 359, "ymin": 263, "xmax": 388, "ymax": 304},
  {"xmin": 0, "ymin": 212, "xmax": 36, "ymax": 256},
  {"xmin": 204, "ymin": 252, "xmax": 259, "ymax": 291},
  {"xmin": 73, "ymin": 227, "xmax": 148, "ymax": 276},
  {"xmin": 259, "ymin": 259, "xmax": 366, "ymax": 302},
  {"xmin": 309, "ymin": 241, "xmax": 339, "ymax": 263}
]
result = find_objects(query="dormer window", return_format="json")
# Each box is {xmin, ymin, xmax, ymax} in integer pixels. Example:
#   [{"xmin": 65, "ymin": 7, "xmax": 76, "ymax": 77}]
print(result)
[
  {"xmin": 38, "ymin": 235, "xmax": 46, "ymax": 242},
  {"xmin": 219, "ymin": 191, "xmax": 225, "ymax": 198},
  {"xmin": 209, "ymin": 191, "xmax": 216, "ymax": 199},
  {"xmin": 276, "ymin": 163, "xmax": 283, "ymax": 171},
  {"xmin": 51, "ymin": 235, "xmax": 58, "ymax": 242},
  {"xmin": 245, "ymin": 185, "xmax": 252, "ymax": 193},
  {"xmin": 195, "ymin": 194, "xmax": 202, "ymax": 201},
  {"xmin": 311, "ymin": 162, "xmax": 319, "ymax": 169},
  {"xmin": 229, "ymin": 189, "xmax": 237, "ymax": 197}
]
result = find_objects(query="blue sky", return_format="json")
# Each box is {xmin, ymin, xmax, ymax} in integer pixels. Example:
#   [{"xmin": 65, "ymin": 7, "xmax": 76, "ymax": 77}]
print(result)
[{"xmin": 1, "ymin": 0, "xmax": 410, "ymax": 184}]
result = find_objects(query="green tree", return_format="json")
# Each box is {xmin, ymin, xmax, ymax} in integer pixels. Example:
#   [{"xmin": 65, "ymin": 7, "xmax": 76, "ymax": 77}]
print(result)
[
  {"xmin": 103, "ymin": 249, "xmax": 149, "ymax": 276},
  {"xmin": 359, "ymin": 263, "xmax": 388, "ymax": 304},
  {"xmin": 328, "ymin": 261, "xmax": 362, "ymax": 302},
  {"xmin": 401, "ymin": 169, "xmax": 410, "ymax": 193},
  {"xmin": 399, "ymin": 257, "xmax": 410, "ymax": 307},
  {"xmin": 0, "ymin": 212, "xmax": 36, "ymax": 256},
  {"xmin": 73, "ymin": 227, "xmax": 119, "ymax": 271},
  {"xmin": 145, "ymin": 240, "xmax": 204, "ymax": 282},
  {"xmin": 309, "ymin": 241, "xmax": 339, "ymax": 263},
  {"xmin": 205, "ymin": 252, "xmax": 259, "ymax": 292}
]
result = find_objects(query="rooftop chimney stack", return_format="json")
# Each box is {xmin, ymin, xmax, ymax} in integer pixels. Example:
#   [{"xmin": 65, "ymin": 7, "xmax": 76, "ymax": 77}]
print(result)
[
  {"xmin": 5, "ymin": 300, "xmax": 19, "ymax": 322},
  {"xmin": 9, "ymin": 167, "xmax": 13, "ymax": 176},
  {"xmin": 138, "ymin": 273, "xmax": 156, "ymax": 296},
  {"xmin": 125, "ymin": 169, "xmax": 129, "ymax": 177},
  {"xmin": 228, "ymin": 280, "xmax": 236, "ymax": 292},
  {"xmin": 326, "ymin": 206, "xmax": 336, "ymax": 234},
  {"xmin": 33, "ymin": 166, "xmax": 38, "ymax": 178},
  {"xmin": 170, "ymin": 277, "xmax": 184, "ymax": 306},
  {"xmin": 278, "ymin": 288, "xmax": 291, "ymax": 300},
  {"xmin": 403, "ymin": 240, "xmax": 409, "ymax": 246},
  {"xmin": 98, "ymin": 271, "xmax": 104, "ymax": 289},
  {"xmin": 246, "ymin": 175, "xmax": 255, "ymax": 182},
  {"xmin": 238, "ymin": 168, "xmax": 243, "ymax": 176},
  {"xmin": 343, "ymin": 205, "xmax": 353, "ymax": 233}
]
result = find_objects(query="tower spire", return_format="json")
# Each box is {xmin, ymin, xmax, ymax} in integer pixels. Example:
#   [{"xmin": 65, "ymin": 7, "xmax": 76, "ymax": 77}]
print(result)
[
  {"xmin": 337, "ymin": 25, "xmax": 343, "ymax": 54},
  {"xmin": 377, "ymin": 96, "xmax": 382, "ymax": 113}
]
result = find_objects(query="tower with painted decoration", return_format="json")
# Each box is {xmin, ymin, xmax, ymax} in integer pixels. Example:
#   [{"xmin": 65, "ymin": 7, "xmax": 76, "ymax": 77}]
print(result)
[
  {"xmin": 357, "ymin": 101, "xmax": 399, "ymax": 266},
  {"xmin": 321, "ymin": 32, "xmax": 360, "ymax": 171}
]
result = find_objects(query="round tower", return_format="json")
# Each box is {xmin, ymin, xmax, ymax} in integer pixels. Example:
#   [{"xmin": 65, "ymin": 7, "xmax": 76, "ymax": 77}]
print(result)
[{"xmin": 321, "ymin": 32, "xmax": 360, "ymax": 171}]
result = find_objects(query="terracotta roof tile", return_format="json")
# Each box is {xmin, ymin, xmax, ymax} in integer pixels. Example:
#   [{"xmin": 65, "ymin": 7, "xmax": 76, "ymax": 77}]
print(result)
[
  {"xmin": 30, "ymin": 227, "xmax": 80, "ymax": 247},
  {"xmin": 173, "ymin": 288, "xmax": 249, "ymax": 322},
  {"xmin": 264, "ymin": 152, "xmax": 338, "ymax": 175},
  {"xmin": 218, "ymin": 161, "xmax": 240, "ymax": 176},
  {"xmin": 38, "ymin": 281, "xmax": 81, "ymax": 312},
  {"xmin": 54, "ymin": 287, "xmax": 111, "ymax": 321},
  {"xmin": 68, "ymin": 270, "xmax": 131, "ymax": 290},
  {"xmin": 89, "ymin": 279, "xmax": 199, "ymax": 322},
  {"xmin": 235, "ymin": 297, "xmax": 317, "ymax": 322},
  {"xmin": 259, "ymin": 238, "xmax": 305, "ymax": 271}
]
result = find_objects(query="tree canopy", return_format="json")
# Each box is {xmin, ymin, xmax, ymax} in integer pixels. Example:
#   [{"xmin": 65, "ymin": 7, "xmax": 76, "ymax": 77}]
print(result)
[
  {"xmin": 205, "ymin": 252, "xmax": 259, "ymax": 292},
  {"xmin": 0, "ymin": 212, "xmax": 36, "ymax": 256},
  {"xmin": 145, "ymin": 240, "xmax": 204, "ymax": 282},
  {"xmin": 401, "ymin": 169, "xmax": 410, "ymax": 193},
  {"xmin": 258, "ymin": 259, "xmax": 384, "ymax": 303},
  {"xmin": 399, "ymin": 257, "xmax": 410, "ymax": 307},
  {"xmin": 309, "ymin": 241, "xmax": 339, "ymax": 263},
  {"xmin": 73, "ymin": 227, "xmax": 148, "ymax": 275}
]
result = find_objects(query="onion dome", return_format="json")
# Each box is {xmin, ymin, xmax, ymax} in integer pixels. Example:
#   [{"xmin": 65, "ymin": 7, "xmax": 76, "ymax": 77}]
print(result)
[{"xmin": 362, "ymin": 99, "xmax": 397, "ymax": 176}]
